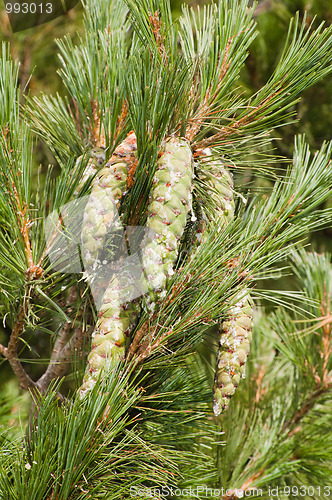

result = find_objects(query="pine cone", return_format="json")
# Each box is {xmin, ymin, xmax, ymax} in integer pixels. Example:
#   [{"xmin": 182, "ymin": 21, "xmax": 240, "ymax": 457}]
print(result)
[
  {"xmin": 213, "ymin": 292, "xmax": 253, "ymax": 415},
  {"xmin": 193, "ymin": 149, "xmax": 253, "ymax": 415},
  {"xmin": 81, "ymin": 132, "xmax": 137, "ymax": 270},
  {"xmin": 141, "ymin": 137, "xmax": 193, "ymax": 311},
  {"xmin": 196, "ymin": 147, "xmax": 235, "ymax": 227},
  {"xmin": 79, "ymin": 274, "xmax": 140, "ymax": 397},
  {"xmin": 190, "ymin": 148, "xmax": 235, "ymax": 252}
]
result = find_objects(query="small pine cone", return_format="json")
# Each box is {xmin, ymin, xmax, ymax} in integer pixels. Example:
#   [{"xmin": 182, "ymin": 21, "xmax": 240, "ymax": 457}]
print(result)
[
  {"xmin": 73, "ymin": 148, "xmax": 106, "ymax": 197},
  {"xmin": 79, "ymin": 274, "xmax": 140, "ymax": 397},
  {"xmin": 193, "ymin": 149, "xmax": 253, "ymax": 414},
  {"xmin": 213, "ymin": 292, "xmax": 253, "ymax": 416},
  {"xmin": 190, "ymin": 148, "xmax": 235, "ymax": 252},
  {"xmin": 189, "ymin": 213, "xmax": 207, "ymax": 253},
  {"xmin": 81, "ymin": 132, "xmax": 137, "ymax": 269},
  {"xmin": 195, "ymin": 147, "xmax": 235, "ymax": 228},
  {"xmin": 142, "ymin": 137, "xmax": 193, "ymax": 311}
]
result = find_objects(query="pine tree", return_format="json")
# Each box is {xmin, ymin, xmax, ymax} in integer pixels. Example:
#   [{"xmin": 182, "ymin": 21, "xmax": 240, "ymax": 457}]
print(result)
[{"xmin": 0, "ymin": 1, "xmax": 332, "ymax": 498}]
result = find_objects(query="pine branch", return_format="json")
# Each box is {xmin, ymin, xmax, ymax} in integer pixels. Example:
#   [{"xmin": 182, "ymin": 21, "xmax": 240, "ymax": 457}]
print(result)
[
  {"xmin": 29, "ymin": 93, "xmax": 84, "ymax": 162},
  {"xmin": 127, "ymin": 318, "xmax": 153, "ymax": 362},
  {"xmin": 129, "ymin": 130, "xmax": 332, "ymax": 366},
  {"xmin": 2, "ymin": 1, "xmax": 332, "ymax": 495},
  {"xmin": 222, "ymin": 363, "xmax": 332, "ymax": 499},
  {"xmin": 180, "ymin": 0, "xmax": 257, "ymax": 139},
  {"xmin": 283, "ymin": 375, "xmax": 332, "ymax": 436},
  {"xmin": 36, "ymin": 286, "xmax": 85, "ymax": 393},
  {"xmin": 216, "ymin": 248, "xmax": 332, "ymax": 494},
  {"xmin": 0, "ymin": 288, "xmax": 68, "ymax": 402},
  {"xmin": 125, "ymin": 0, "xmax": 176, "ymax": 60},
  {"xmin": 0, "ymin": 301, "xmax": 37, "ymax": 392},
  {"xmin": 195, "ymin": 12, "xmax": 332, "ymax": 147},
  {"xmin": 36, "ymin": 324, "xmax": 73, "ymax": 393}
]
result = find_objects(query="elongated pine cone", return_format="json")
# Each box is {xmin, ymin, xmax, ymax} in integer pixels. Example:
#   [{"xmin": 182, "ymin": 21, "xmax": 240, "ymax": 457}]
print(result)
[
  {"xmin": 193, "ymin": 149, "xmax": 253, "ymax": 415},
  {"xmin": 141, "ymin": 137, "xmax": 193, "ymax": 311},
  {"xmin": 190, "ymin": 148, "xmax": 235, "ymax": 251},
  {"xmin": 80, "ymin": 135, "xmax": 194, "ymax": 396},
  {"xmin": 197, "ymin": 148, "xmax": 235, "ymax": 224},
  {"xmin": 80, "ymin": 274, "xmax": 140, "ymax": 397},
  {"xmin": 81, "ymin": 132, "xmax": 137, "ymax": 269},
  {"xmin": 213, "ymin": 292, "xmax": 253, "ymax": 415}
]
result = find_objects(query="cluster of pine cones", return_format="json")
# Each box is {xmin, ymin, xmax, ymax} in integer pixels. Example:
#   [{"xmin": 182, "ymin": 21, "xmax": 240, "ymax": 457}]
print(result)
[{"xmin": 76, "ymin": 132, "xmax": 252, "ymax": 415}]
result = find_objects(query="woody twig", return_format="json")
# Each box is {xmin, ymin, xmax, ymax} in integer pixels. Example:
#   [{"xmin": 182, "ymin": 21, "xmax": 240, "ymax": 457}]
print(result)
[
  {"xmin": 194, "ymin": 85, "xmax": 284, "ymax": 150},
  {"xmin": 0, "ymin": 300, "xmax": 37, "ymax": 392},
  {"xmin": 37, "ymin": 287, "xmax": 81, "ymax": 392}
]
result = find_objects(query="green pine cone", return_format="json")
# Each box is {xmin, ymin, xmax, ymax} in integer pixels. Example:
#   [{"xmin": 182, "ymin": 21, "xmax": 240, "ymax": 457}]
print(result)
[
  {"xmin": 213, "ymin": 292, "xmax": 253, "ymax": 416},
  {"xmin": 192, "ymin": 149, "xmax": 253, "ymax": 414},
  {"xmin": 196, "ymin": 147, "xmax": 235, "ymax": 227},
  {"xmin": 142, "ymin": 137, "xmax": 193, "ymax": 310},
  {"xmin": 190, "ymin": 148, "xmax": 235, "ymax": 252},
  {"xmin": 79, "ymin": 275, "xmax": 140, "ymax": 397},
  {"xmin": 81, "ymin": 132, "xmax": 137, "ymax": 269}
]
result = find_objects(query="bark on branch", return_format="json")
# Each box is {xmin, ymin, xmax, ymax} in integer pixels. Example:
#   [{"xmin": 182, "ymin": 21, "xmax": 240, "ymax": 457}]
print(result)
[
  {"xmin": 37, "ymin": 286, "xmax": 91, "ymax": 394},
  {"xmin": 0, "ymin": 296, "xmax": 38, "ymax": 392}
]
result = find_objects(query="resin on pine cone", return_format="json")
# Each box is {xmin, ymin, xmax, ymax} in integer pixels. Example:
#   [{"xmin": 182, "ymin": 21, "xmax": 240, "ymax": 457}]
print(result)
[
  {"xmin": 213, "ymin": 291, "xmax": 253, "ymax": 415},
  {"xmin": 81, "ymin": 132, "xmax": 137, "ymax": 270},
  {"xmin": 141, "ymin": 137, "xmax": 194, "ymax": 311}
]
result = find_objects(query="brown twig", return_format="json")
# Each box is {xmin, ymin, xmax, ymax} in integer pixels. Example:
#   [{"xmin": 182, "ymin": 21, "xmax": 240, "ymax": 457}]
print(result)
[
  {"xmin": 254, "ymin": 364, "xmax": 266, "ymax": 404},
  {"xmin": 185, "ymin": 31, "xmax": 250, "ymax": 143},
  {"xmin": 194, "ymin": 85, "xmax": 284, "ymax": 150},
  {"xmin": 7, "ymin": 300, "xmax": 28, "ymax": 358},
  {"xmin": 0, "ymin": 342, "xmax": 37, "ymax": 392},
  {"xmin": 126, "ymin": 308, "xmax": 177, "ymax": 366},
  {"xmin": 240, "ymin": 470, "xmax": 265, "ymax": 491},
  {"xmin": 36, "ymin": 287, "xmax": 91, "ymax": 393},
  {"xmin": 0, "ymin": 171, "xmax": 44, "ymax": 392},
  {"xmin": 114, "ymin": 100, "xmax": 128, "ymax": 142},
  {"xmin": 282, "ymin": 374, "xmax": 332, "ymax": 436},
  {"xmin": 37, "ymin": 322, "xmax": 73, "ymax": 392},
  {"xmin": 135, "ymin": 328, "xmax": 172, "ymax": 364},
  {"xmin": 127, "ymin": 320, "xmax": 153, "ymax": 363},
  {"xmin": 11, "ymin": 180, "xmax": 43, "ymax": 280},
  {"xmin": 223, "ymin": 469, "xmax": 265, "ymax": 499},
  {"xmin": 282, "ymin": 306, "xmax": 332, "ymax": 435},
  {"xmin": 0, "ymin": 292, "xmax": 39, "ymax": 392},
  {"xmin": 148, "ymin": 10, "xmax": 167, "ymax": 61},
  {"xmin": 37, "ymin": 326, "xmax": 89, "ymax": 394},
  {"xmin": 91, "ymin": 100, "xmax": 106, "ymax": 148},
  {"xmin": 0, "ymin": 294, "xmax": 67, "ymax": 400},
  {"xmin": 185, "ymin": 93, "xmax": 210, "ymax": 143},
  {"xmin": 55, "ymin": 323, "xmax": 92, "ymax": 371}
]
